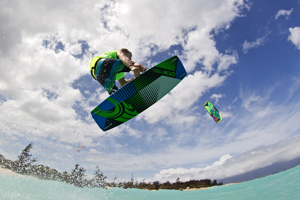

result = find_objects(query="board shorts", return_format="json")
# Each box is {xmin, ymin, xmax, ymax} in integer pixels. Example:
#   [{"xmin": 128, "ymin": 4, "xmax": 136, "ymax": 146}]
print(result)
[{"xmin": 95, "ymin": 58, "xmax": 125, "ymax": 95}]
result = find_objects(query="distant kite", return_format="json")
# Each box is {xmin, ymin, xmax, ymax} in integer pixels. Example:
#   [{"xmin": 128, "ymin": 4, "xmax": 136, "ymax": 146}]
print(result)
[
  {"xmin": 204, "ymin": 101, "xmax": 222, "ymax": 123},
  {"xmin": 78, "ymin": 146, "xmax": 85, "ymax": 152}
]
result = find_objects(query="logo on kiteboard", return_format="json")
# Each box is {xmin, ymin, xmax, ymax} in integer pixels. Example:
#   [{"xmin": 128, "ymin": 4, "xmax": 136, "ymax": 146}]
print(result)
[
  {"xmin": 152, "ymin": 68, "xmax": 176, "ymax": 77},
  {"xmin": 93, "ymin": 97, "xmax": 139, "ymax": 122}
]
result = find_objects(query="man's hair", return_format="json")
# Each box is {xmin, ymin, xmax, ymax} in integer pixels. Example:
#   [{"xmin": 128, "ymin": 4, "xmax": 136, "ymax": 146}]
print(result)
[{"xmin": 120, "ymin": 48, "xmax": 132, "ymax": 59}]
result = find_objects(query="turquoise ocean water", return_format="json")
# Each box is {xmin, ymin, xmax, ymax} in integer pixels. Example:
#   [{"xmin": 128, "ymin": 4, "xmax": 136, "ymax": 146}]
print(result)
[{"xmin": 1, "ymin": 165, "xmax": 300, "ymax": 200}]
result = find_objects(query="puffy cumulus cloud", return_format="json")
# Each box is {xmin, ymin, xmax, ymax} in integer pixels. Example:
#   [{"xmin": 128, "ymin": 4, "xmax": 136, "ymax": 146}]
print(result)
[
  {"xmin": 0, "ymin": 33, "xmax": 102, "ymax": 145},
  {"xmin": 0, "ymin": 94, "xmax": 101, "ymax": 143},
  {"xmin": 0, "ymin": 0, "xmax": 100, "ymax": 57},
  {"xmin": 151, "ymin": 154, "xmax": 233, "ymax": 183},
  {"xmin": 288, "ymin": 27, "xmax": 300, "ymax": 50},
  {"xmin": 149, "ymin": 136, "xmax": 300, "ymax": 183},
  {"xmin": 0, "ymin": 0, "xmax": 111, "ymax": 147},
  {"xmin": 111, "ymin": 0, "xmax": 244, "ymax": 71}
]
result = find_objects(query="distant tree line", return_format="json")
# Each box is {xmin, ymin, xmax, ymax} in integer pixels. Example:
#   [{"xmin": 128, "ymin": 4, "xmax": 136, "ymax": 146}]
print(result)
[
  {"xmin": 107, "ymin": 176, "xmax": 223, "ymax": 190},
  {"xmin": 0, "ymin": 143, "xmax": 223, "ymax": 190}
]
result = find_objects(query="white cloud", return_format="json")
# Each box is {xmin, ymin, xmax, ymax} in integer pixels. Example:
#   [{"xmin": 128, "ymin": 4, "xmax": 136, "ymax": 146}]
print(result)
[
  {"xmin": 67, "ymin": 42, "xmax": 83, "ymax": 56},
  {"xmin": 217, "ymin": 51, "xmax": 238, "ymax": 72},
  {"xmin": 210, "ymin": 94, "xmax": 224, "ymax": 105},
  {"xmin": 275, "ymin": 8, "xmax": 293, "ymax": 20},
  {"xmin": 241, "ymin": 94, "xmax": 262, "ymax": 111},
  {"xmin": 106, "ymin": 0, "xmax": 244, "ymax": 73},
  {"xmin": 150, "ymin": 135, "xmax": 300, "ymax": 183},
  {"xmin": 242, "ymin": 36, "xmax": 267, "ymax": 53},
  {"xmin": 219, "ymin": 110, "xmax": 233, "ymax": 119},
  {"xmin": 288, "ymin": 27, "xmax": 300, "ymax": 49},
  {"xmin": 232, "ymin": 97, "xmax": 238, "ymax": 103}
]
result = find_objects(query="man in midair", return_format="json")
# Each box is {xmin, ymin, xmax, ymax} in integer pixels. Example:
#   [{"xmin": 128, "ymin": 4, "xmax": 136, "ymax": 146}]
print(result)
[{"xmin": 90, "ymin": 48, "xmax": 147, "ymax": 94}]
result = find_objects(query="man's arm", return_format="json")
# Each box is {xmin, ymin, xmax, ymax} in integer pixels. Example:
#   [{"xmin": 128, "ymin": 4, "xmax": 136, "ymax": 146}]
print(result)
[
  {"xmin": 130, "ymin": 63, "xmax": 148, "ymax": 77},
  {"xmin": 118, "ymin": 77, "xmax": 135, "ymax": 87},
  {"xmin": 117, "ymin": 49, "xmax": 140, "ymax": 77},
  {"xmin": 117, "ymin": 49, "xmax": 147, "ymax": 78}
]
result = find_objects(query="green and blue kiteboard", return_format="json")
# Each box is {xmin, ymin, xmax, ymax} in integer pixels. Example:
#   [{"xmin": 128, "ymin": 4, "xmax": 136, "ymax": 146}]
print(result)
[{"xmin": 91, "ymin": 56, "xmax": 187, "ymax": 131}]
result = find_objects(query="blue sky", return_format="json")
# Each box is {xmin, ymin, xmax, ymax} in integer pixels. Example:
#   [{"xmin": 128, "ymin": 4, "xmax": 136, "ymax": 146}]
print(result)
[{"xmin": 1, "ymin": 0, "xmax": 300, "ymax": 183}]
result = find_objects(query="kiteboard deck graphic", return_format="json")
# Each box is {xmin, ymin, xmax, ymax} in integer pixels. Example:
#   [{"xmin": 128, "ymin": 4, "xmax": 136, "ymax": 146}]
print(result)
[{"xmin": 91, "ymin": 56, "xmax": 187, "ymax": 131}]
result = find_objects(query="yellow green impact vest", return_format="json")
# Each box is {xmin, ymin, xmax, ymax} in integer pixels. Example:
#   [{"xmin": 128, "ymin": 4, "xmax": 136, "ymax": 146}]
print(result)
[{"xmin": 90, "ymin": 50, "xmax": 125, "ymax": 80}]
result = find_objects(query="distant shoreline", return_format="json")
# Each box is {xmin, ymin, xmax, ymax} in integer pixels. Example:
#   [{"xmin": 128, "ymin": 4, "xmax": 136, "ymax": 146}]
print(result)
[
  {"xmin": 0, "ymin": 166, "xmax": 239, "ymax": 191},
  {"xmin": 181, "ymin": 183, "xmax": 240, "ymax": 191},
  {"xmin": 0, "ymin": 166, "xmax": 26, "ymax": 177}
]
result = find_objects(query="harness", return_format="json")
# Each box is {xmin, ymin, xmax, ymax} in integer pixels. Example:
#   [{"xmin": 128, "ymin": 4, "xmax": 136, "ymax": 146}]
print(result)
[{"xmin": 90, "ymin": 58, "xmax": 101, "ymax": 80}]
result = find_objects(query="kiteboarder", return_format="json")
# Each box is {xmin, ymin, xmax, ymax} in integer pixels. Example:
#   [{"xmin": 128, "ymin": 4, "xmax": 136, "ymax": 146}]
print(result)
[{"xmin": 90, "ymin": 48, "xmax": 147, "ymax": 95}]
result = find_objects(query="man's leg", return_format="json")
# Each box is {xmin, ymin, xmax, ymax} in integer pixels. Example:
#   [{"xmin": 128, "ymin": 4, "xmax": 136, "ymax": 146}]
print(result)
[
  {"xmin": 96, "ymin": 59, "xmax": 117, "ymax": 94},
  {"xmin": 109, "ymin": 84, "xmax": 119, "ymax": 95}
]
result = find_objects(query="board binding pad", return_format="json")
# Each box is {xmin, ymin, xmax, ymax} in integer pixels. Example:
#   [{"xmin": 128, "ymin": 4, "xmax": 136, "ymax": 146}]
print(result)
[{"xmin": 91, "ymin": 56, "xmax": 187, "ymax": 131}]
